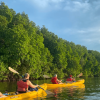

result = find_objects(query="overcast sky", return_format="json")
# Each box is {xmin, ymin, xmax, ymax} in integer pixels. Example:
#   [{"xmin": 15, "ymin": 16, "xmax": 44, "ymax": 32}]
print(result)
[{"xmin": 1, "ymin": 0, "xmax": 100, "ymax": 52}]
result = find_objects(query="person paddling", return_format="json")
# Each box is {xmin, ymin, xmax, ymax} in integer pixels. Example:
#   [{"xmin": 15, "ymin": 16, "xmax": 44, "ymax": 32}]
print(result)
[
  {"xmin": 17, "ymin": 73, "xmax": 39, "ymax": 93},
  {"xmin": 51, "ymin": 74, "xmax": 62, "ymax": 84},
  {"xmin": 66, "ymin": 75, "xmax": 76, "ymax": 83}
]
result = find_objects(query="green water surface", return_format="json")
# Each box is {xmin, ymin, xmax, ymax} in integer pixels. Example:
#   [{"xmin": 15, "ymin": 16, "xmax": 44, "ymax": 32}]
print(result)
[{"xmin": 0, "ymin": 77, "xmax": 100, "ymax": 100}]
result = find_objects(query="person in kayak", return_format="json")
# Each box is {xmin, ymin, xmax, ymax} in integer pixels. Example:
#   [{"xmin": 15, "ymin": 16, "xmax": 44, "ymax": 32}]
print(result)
[
  {"xmin": 17, "ymin": 73, "xmax": 39, "ymax": 93},
  {"xmin": 51, "ymin": 74, "xmax": 62, "ymax": 84},
  {"xmin": 66, "ymin": 75, "xmax": 76, "ymax": 83},
  {"xmin": 0, "ymin": 92, "xmax": 7, "ymax": 98}
]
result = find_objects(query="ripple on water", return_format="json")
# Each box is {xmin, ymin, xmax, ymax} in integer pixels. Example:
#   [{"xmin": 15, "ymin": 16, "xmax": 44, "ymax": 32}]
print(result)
[
  {"xmin": 84, "ymin": 95, "xmax": 100, "ymax": 100},
  {"xmin": 46, "ymin": 84, "xmax": 85, "ymax": 100}
]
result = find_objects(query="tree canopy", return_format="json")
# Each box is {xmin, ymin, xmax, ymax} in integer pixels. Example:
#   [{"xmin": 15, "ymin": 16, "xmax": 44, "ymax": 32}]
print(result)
[{"xmin": 0, "ymin": 2, "xmax": 100, "ymax": 81}]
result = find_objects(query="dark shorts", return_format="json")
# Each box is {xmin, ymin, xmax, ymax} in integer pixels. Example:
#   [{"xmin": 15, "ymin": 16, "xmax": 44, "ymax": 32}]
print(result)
[
  {"xmin": 18, "ymin": 91, "xmax": 26, "ymax": 93},
  {"xmin": 28, "ymin": 87, "xmax": 38, "ymax": 91},
  {"xmin": 73, "ymin": 81, "xmax": 76, "ymax": 82}
]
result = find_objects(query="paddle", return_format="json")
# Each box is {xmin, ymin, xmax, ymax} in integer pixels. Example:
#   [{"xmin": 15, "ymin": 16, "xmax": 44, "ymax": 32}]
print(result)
[
  {"xmin": 77, "ymin": 73, "xmax": 83, "ymax": 78},
  {"xmin": 8, "ymin": 67, "xmax": 54, "ymax": 95},
  {"xmin": 43, "ymin": 75, "xmax": 50, "ymax": 78}
]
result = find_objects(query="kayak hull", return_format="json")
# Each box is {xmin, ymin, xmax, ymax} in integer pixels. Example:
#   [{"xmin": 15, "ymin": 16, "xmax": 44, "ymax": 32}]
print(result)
[
  {"xmin": 47, "ymin": 79, "xmax": 85, "ymax": 89},
  {"xmin": 0, "ymin": 83, "xmax": 47, "ymax": 100}
]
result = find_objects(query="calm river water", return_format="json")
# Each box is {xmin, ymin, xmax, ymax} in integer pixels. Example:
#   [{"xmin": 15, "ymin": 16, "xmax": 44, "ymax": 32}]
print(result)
[{"xmin": 0, "ymin": 77, "xmax": 100, "ymax": 100}]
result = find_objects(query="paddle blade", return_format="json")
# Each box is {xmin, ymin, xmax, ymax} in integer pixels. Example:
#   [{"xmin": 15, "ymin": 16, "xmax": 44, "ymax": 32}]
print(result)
[
  {"xmin": 43, "ymin": 75, "xmax": 50, "ymax": 78},
  {"xmin": 77, "ymin": 73, "xmax": 83, "ymax": 77},
  {"xmin": 38, "ymin": 85, "xmax": 54, "ymax": 95},
  {"xmin": 8, "ymin": 67, "xmax": 19, "ymax": 74},
  {"xmin": 45, "ymin": 90, "xmax": 54, "ymax": 95}
]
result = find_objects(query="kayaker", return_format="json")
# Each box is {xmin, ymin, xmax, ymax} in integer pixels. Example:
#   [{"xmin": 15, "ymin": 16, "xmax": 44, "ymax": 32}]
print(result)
[
  {"xmin": 66, "ymin": 75, "xmax": 76, "ymax": 83},
  {"xmin": 0, "ymin": 92, "xmax": 7, "ymax": 98},
  {"xmin": 51, "ymin": 74, "xmax": 62, "ymax": 84},
  {"xmin": 17, "ymin": 73, "xmax": 39, "ymax": 93}
]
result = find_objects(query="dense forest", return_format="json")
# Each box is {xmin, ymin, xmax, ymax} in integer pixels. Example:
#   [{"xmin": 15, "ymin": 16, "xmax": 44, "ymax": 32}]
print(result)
[{"xmin": 0, "ymin": 2, "xmax": 100, "ymax": 81}]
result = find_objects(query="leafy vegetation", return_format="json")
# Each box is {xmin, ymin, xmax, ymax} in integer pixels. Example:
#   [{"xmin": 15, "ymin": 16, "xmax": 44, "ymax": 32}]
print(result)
[{"xmin": 0, "ymin": 2, "xmax": 100, "ymax": 81}]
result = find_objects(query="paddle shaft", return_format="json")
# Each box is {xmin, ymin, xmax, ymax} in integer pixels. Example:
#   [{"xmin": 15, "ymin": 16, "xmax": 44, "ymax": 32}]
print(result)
[{"xmin": 31, "ymin": 82, "xmax": 45, "ymax": 90}]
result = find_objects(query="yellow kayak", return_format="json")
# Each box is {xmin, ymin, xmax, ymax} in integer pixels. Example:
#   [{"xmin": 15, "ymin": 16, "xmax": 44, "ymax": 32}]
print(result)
[
  {"xmin": 47, "ymin": 79, "xmax": 85, "ymax": 89},
  {"xmin": 0, "ymin": 83, "xmax": 47, "ymax": 100}
]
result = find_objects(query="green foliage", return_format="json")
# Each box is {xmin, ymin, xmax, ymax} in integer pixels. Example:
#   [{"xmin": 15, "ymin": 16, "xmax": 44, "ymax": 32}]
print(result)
[
  {"xmin": 0, "ymin": 2, "xmax": 13, "ymax": 23},
  {"xmin": 0, "ymin": 60, "xmax": 7, "ymax": 80},
  {"xmin": 0, "ymin": 2, "xmax": 100, "ymax": 81}
]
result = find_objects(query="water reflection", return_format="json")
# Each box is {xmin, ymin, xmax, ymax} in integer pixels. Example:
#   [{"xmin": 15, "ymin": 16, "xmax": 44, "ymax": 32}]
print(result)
[
  {"xmin": 0, "ymin": 79, "xmax": 86, "ymax": 100},
  {"xmin": 7, "ymin": 84, "xmax": 85, "ymax": 100},
  {"xmin": 0, "ymin": 82, "xmax": 17, "ymax": 93},
  {"xmin": 46, "ymin": 84, "xmax": 85, "ymax": 100}
]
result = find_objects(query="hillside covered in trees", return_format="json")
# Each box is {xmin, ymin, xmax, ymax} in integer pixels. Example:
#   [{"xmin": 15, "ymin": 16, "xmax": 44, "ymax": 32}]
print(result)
[{"xmin": 0, "ymin": 2, "xmax": 100, "ymax": 81}]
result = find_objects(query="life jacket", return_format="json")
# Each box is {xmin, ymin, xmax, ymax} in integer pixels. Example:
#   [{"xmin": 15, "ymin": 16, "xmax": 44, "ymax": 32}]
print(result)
[
  {"xmin": 17, "ymin": 80, "xmax": 28, "ymax": 92},
  {"xmin": 66, "ymin": 77, "xmax": 72, "ymax": 81},
  {"xmin": 51, "ymin": 77, "xmax": 58, "ymax": 84}
]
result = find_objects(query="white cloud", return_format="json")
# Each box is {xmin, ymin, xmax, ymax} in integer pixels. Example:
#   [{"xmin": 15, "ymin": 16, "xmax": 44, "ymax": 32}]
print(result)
[
  {"xmin": 25, "ymin": 0, "xmax": 91, "ymax": 12},
  {"xmin": 22, "ymin": 0, "xmax": 100, "ymax": 51},
  {"xmin": 63, "ymin": 1, "xmax": 90, "ymax": 12},
  {"xmin": 24, "ymin": 0, "xmax": 64, "ymax": 10},
  {"xmin": 61, "ymin": 26, "xmax": 100, "ymax": 45},
  {"xmin": 24, "ymin": 0, "xmax": 100, "ymax": 16}
]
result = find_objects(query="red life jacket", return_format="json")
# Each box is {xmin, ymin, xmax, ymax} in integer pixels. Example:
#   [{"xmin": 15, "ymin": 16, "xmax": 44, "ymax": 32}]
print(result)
[
  {"xmin": 51, "ymin": 77, "xmax": 58, "ymax": 84},
  {"xmin": 17, "ymin": 80, "xmax": 28, "ymax": 92},
  {"xmin": 66, "ymin": 77, "xmax": 72, "ymax": 81}
]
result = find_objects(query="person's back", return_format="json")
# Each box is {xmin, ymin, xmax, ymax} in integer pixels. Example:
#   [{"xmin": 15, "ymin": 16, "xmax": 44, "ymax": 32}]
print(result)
[
  {"xmin": 66, "ymin": 75, "xmax": 75, "ymax": 83},
  {"xmin": 67, "ymin": 75, "xmax": 73, "ymax": 81},
  {"xmin": 17, "ymin": 79, "xmax": 28, "ymax": 93},
  {"xmin": 51, "ymin": 76, "xmax": 58, "ymax": 84},
  {"xmin": 17, "ymin": 73, "xmax": 39, "ymax": 93},
  {"xmin": 51, "ymin": 74, "xmax": 62, "ymax": 84}
]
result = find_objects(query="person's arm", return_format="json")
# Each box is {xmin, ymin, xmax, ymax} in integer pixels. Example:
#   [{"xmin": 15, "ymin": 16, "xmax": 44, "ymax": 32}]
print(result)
[
  {"xmin": 72, "ymin": 78, "xmax": 75, "ymax": 81},
  {"xmin": 56, "ymin": 79, "xmax": 62, "ymax": 83},
  {"xmin": 27, "ymin": 80, "xmax": 38, "ymax": 88}
]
